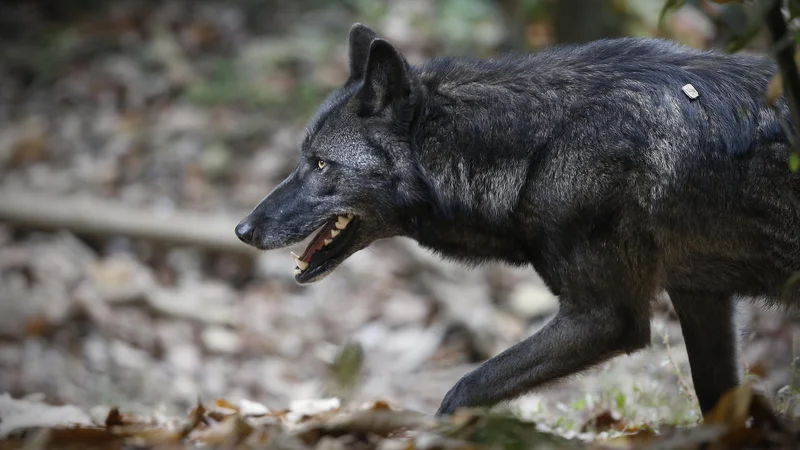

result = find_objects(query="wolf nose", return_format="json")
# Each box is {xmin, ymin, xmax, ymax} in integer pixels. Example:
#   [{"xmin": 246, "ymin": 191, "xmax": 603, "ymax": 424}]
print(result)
[{"xmin": 235, "ymin": 221, "xmax": 255, "ymax": 244}]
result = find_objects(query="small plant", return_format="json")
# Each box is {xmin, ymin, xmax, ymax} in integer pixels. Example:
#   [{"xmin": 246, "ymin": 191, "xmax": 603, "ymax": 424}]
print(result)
[{"xmin": 776, "ymin": 339, "xmax": 800, "ymax": 418}]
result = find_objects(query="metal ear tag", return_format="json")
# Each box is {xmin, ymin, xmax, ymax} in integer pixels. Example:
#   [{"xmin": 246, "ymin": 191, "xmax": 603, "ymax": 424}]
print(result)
[{"xmin": 682, "ymin": 83, "xmax": 699, "ymax": 100}]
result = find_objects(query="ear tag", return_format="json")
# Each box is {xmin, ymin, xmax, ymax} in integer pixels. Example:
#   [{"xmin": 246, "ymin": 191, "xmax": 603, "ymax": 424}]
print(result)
[{"xmin": 682, "ymin": 83, "xmax": 699, "ymax": 100}]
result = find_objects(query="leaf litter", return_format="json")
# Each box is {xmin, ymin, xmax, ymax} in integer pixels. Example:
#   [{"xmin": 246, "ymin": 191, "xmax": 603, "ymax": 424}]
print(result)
[{"xmin": 0, "ymin": 384, "xmax": 797, "ymax": 449}]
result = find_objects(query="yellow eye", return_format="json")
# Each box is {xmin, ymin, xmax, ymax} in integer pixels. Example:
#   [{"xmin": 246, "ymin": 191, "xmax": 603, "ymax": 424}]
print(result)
[{"xmin": 317, "ymin": 160, "xmax": 326, "ymax": 169}]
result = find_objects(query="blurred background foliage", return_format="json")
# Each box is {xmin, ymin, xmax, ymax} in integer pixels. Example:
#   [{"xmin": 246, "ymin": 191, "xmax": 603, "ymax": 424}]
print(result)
[{"xmin": 0, "ymin": 0, "xmax": 774, "ymax": 120}]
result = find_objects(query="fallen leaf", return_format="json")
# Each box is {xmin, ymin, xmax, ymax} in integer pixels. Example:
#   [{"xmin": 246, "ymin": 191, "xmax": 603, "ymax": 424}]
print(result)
[
  {"xmin": 177, "ymin": 401, "xmax": 207, "ymax": 439},
  {"xmin": 193, "ymin": 414, "xmax": 254, "ymax": 446},
  {"xmin": 294, "ymin": 410, "xmax": 434, "ymax": 446},
  {"xmin": 30, "ymin": 426, "xmax": 123, "ymax": 448},
  {"xmin": 23, "ymin": 316, "xmax": 51, "ymax": 338},
  {"xmin": 104, "ymin": 408, "xmax": 124, "ymax": 428},
  {"xmin": 124, "ymin": 428, "xmax": 183, "ymax": 447},
  {"xmin": 238, "ymin": 399, "xmax": 270, "ymax": 417},
  {"xmin": 371, "ymin": 401, "xmax": 393, "ymax": 411},
  {"xmin": 207, "ymin": 399, "xmax": 238, "ymax": 422},
  {"xmin": 703, "ymin": 384, "xmax": 788, "ymax": 450},
  {"xmin": 709, "ymin": 427, "xmax": 765, "ymax": 450},
  {"xmin": 214, "ymin": 398, "xmax": 239, "ymax": 412},
  {"xmin": 705, "ymin": 384, "xmax": 756, "ymax": 428},
  {"xmin": 581, "ymin": 410, "xmax": 622, "ymax": 433},
  {"xmin": 767, "ymin": 73, "xmax": 783, "ymax": 106}
]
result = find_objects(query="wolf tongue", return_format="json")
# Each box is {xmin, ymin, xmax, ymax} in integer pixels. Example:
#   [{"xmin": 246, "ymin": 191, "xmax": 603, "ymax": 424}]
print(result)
[{"xmin": 299, "ymin": 221, "xmax": 334, "ymax": 262}]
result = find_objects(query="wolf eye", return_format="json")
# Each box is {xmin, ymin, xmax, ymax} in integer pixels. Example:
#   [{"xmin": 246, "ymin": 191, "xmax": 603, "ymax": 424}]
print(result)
[{"xmin": 317, "ymin": 160, "xmax": 326, "ymax": 169}]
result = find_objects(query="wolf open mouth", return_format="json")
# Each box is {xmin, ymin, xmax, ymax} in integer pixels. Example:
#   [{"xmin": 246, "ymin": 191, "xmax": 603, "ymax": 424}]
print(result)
[{"xmin": 291, "ymin": 214, "xmax": 358, "ymax": 281}]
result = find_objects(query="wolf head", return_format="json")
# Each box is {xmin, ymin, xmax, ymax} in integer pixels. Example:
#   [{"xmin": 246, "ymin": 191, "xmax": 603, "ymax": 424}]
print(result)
[{"xmin": 235, "ymin": 24, "xmax": 427, "ymax": 283}]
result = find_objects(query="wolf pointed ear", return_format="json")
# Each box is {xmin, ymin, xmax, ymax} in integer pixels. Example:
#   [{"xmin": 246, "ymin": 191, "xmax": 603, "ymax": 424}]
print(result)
[
  {"xmin": 358, "ymin": 38, "xmax": 415, "ymax": 113},
  {"xmin": 347, "ymin": 23, "xmax": 379, "ymax": 83}
]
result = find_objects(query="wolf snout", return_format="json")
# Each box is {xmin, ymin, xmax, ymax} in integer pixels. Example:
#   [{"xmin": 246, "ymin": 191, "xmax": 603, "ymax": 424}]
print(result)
[{"xmin": 235, "ymin": 220, "xmax": 256, "ymax": 245}]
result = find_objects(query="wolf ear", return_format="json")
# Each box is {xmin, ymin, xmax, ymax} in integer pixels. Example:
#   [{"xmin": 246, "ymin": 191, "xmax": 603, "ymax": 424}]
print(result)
[
  {"xmin": 347, "ymin": 23, "xmax": 379, "ymax": 83},
  {"xmin": 358, "ymin": 38, "xmax": 414, "ymax": 113}
]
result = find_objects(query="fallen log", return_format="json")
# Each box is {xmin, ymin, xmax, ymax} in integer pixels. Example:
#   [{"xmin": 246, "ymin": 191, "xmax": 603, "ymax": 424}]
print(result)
[{"xmin": 0, "ymin": 189, "xmax": 258, "ymax": 255}]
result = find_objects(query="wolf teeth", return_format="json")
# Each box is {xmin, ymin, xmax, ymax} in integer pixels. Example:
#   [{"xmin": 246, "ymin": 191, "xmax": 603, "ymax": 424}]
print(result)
[
  {"xmin": 335, "ymin": 215, "xmax": 351, "ymax": 230},
  {"xmin": 289, "ymin": 216, "xmax": 353, "ymax": 275},
  {"xmin": 291, "ymin": 252, "xmax": 309, "ymax": 271}
]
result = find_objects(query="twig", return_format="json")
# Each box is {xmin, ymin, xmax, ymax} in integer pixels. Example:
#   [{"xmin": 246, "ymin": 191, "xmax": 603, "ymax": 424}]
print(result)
[
  {"xmin": 660, "ymin": 327, "xmax": 700, "ymax": 414},
  {"xmin": 765, "ymin": 0, "xmax": 800, "ymax": 140}
]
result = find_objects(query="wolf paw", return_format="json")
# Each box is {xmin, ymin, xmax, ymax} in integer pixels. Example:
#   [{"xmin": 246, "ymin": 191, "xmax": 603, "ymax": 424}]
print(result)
[{"xmin": 435, "ymin": 376, "xmax": 477, "ymax": 416}]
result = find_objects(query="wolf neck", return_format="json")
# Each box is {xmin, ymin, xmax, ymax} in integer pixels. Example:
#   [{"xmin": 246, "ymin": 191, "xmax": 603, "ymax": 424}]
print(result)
[
  {"xmin": 408, "ymin": 147, "xmax": 537, "ymax": 265},
  {"xmin": 405, "ymin": 61, "xmax": 558, "ymax": 264}
]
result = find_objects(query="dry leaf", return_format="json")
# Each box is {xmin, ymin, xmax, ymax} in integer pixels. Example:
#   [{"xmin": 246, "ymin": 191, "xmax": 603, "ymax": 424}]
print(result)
[
  {"xmin": 294, "ymin": 410, "xmax": 434, "ymax": 446},
  {"xmin": 703, "ymin": 384, "xmax": 787, "ymax": 450},
  {"xmin": 177, "ymin": 401, "xmax": 207, "ymax": 439},
  {"xmin": 371, "ymin": 401, "xmax": 393, "ymax": 411},
  {"xmin": 767, "ymin": 73, "xmax": 783, "ymax": 106},
  {"xmin": 237, "ymin": 399, "xmax": 270, "ymax": 416},
  {"xmin": 124, "ymin": 428, "xmax": 183, "ymax": 447},
  {"xmin": 704, "ymin": 384, "xmax": 757, "ymax": 428},
  {"xmin": 23, "ymin": 316, "xmax": 51, "ymax": 338},
  {"xmin": 30, "ymin": 427, "xmax": 123, "ymax": 449},
  {"xmin": 597, "ymin": 431, "xmax": 656, "ymax": 449},
  {"xmin": 6, "ymin": 136, "xmax": 46, "ymax": 168},
  {"xmin": 104, "ymin": 408, "xmax": 124, "ymax": 428},
  {"xmin": 193, "ymin": 415, "xmax": 254, "ymax": 446},
  {"xmin": 581, "ymin": 410, "xmax": 622, "ymax": 433},
  {"xmin": 213, "ymin": 398, "xmax": 239, "ymax": 412}
]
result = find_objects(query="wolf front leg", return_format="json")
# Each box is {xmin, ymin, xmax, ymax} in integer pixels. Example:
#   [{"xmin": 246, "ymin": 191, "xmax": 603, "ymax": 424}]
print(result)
[
  {"xmin": 435, "ymin": 302, "xmax": 652, "ymax": 415},
  {"xmin": 435, "ymin": 238, "xmax": 658, "ymax": 416}
]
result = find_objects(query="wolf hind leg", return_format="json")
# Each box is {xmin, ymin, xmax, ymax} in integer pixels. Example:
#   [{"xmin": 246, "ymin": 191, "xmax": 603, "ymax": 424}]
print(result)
[{"xmin": 668, "ymin": 290, "xmax": 741, "ymax": 415}]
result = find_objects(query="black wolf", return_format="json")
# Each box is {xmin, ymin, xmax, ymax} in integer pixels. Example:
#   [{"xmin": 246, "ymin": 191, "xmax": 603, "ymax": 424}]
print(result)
[{"xmin": 236, "ymin": 23, "xmax": 800, "ymax": 416}]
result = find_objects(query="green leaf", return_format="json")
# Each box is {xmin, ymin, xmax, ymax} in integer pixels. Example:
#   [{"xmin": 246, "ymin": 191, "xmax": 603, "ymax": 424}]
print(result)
[
  {"xmin": 571, "ymin": 398, "xmax": 587, "ymax": 411},
  {"xmin": 790, "ymin": 152, "xmax": 800, "ymax": 172},
  {"xmin": 790, "ymin": 0, "xmax": 800, "ymax": 19},
  {"xmin": 616, "ymin": 391, "xmax": 626, "ymax": 412}
]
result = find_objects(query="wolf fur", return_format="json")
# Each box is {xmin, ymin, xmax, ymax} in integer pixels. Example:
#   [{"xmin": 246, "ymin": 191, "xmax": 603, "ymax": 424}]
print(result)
[{"xmin": 236, "ymin": 23, "xmax": 800, "ymax": 416}]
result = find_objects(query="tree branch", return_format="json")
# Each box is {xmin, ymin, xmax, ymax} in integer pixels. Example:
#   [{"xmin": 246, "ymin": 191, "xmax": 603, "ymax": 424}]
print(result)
[
  {"xmin": 0, "ymin": 189, "xmax": 257, "ymax": 255},
  {"xmin": 765, "ymin": 0, "xmax": 800, "ymax": 142}
]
